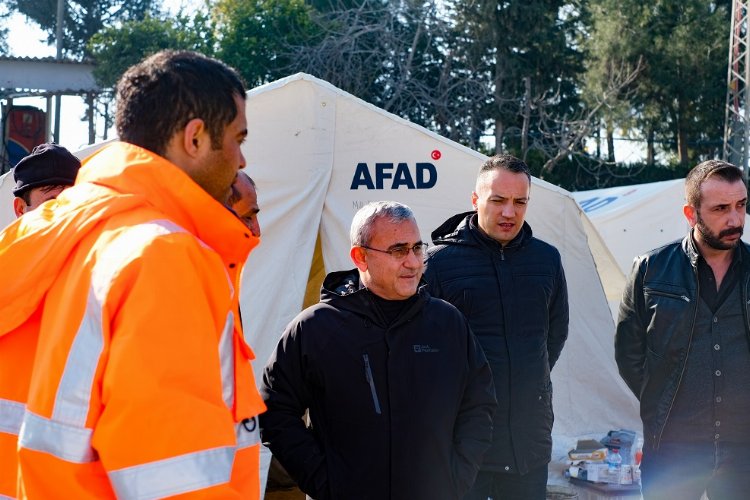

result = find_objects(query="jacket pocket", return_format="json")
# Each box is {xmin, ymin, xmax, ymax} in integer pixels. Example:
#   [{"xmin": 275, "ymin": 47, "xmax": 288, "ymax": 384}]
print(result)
[
  {"xmin": 644, "ymin": 287, "xmax": 690, "ymax": 303},
  {"xmin": 363, "ymin": 354, "xmax": 382, "ymax": 415},
  {"xmin": 643, "ymin": 285, "xmax": 692, "ymax": 356}
]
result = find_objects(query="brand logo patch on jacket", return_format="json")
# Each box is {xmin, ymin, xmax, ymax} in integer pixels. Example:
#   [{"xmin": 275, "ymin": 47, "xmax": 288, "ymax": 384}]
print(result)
[{"xmin": 413, "ymin": 344, "xmax": 439, "ymax": 353}]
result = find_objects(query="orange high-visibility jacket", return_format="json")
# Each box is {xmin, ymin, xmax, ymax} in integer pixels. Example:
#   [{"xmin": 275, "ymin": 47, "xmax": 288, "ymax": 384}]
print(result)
[{"xmin": 0, "ymin": 142, "xmax": 265, "ymax": 499}]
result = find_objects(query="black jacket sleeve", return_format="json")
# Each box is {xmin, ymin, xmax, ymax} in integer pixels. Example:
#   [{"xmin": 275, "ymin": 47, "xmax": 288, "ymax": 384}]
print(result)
[
  {"xmin": 614, "ymin": 257, "xmax": 648, "ymax": 399},
  {"xmin": 259, "ymin": 322, "xmax": 330, "ymax": 499},
  {"xmin": 451, "ymin": 323, "xmax": 497, "ymax": 496},
  {"xmin": 547, "ymin": 253, "xmax": 569, "ymax": 370}
]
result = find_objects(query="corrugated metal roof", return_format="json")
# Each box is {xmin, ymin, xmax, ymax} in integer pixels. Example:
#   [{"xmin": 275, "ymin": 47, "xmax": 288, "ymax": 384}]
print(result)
[
  {"xmin": 0, "ymin": 57, "xmax": 100, "ymax": 95},
  {"xmin": 0, "ymin": 55, "xmax": 94, "ymax": 65}
]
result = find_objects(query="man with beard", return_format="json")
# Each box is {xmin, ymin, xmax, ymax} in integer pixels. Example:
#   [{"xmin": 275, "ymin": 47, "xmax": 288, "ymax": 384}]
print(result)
[{"xmin": 616, "ymin": 159, "xmax": 750, "ymax": 500}]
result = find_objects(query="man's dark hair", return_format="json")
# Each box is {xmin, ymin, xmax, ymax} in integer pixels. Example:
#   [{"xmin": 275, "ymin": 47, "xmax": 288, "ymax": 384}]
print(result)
[
  {"xmin": 685, "ymin": 160, "xmax": 744, "ymax": 208},
  {"xmin": 478, "ymin": 154, "xmax": 531, "ymax": 184},
  {"xmin": 19, "ymin": 190, "xmax": 31, "ymax": 205},
  {"xmin": 227, "ymin": 171, "xmax": 257, "ymax": 207},
  {"xmin": 115, "ymin": 50, "xmax": 246, "ymax": 157},
  {"xmin": 17, "ymin": 184, "xmax": 67, "ymax": 205}
]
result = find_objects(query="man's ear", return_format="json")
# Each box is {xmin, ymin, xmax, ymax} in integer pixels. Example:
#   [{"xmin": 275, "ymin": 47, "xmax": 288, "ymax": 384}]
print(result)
[
  {"xmin": 683, "ymin": 204, "xmax": 698, "ymax": 228},
  {"xmin": 13, "ymin": 197, "xmax": 27, "ymax": 218},
  {"xmin": 182, "ymin": 118, "xmax": 209, "ymax": 158},
  {"xmin": 350, "ymin": 246, "xmax": 368, "ymax": 272},
  {"xmin": 471, "ymin": 191, "xmax": 479, "ymax": 210}
]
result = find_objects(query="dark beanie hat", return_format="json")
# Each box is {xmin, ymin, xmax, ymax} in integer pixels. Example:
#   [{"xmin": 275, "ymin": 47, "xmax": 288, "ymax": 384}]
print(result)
[{"xmin": 12, "ymin": 143, "xmax": 81, "ymax": 197}]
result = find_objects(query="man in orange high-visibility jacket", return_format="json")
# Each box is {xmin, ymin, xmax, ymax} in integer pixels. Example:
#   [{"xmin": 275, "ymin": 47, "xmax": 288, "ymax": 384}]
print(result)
[
  {"xmin": 0, "ymin": 50, "xmax": 265, "ymax": 499},
  {"xmin": 0, "ymin": 144, "xmax": 81, "ymax": 498}
]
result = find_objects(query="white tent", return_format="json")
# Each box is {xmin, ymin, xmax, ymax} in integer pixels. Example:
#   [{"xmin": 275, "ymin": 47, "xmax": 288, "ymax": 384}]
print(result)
[
  {"xmin": 240, "ymin": 73, "xmax": 639, "ymax": 441},
  {"xmin": 0, "ymin": 73, "xmax": 641, "ymax": 484},
  {"xmin": 0, "ymin": 173, "xmax": 14, "ymax": 226},
  {"xmin": 573, "ymin": 179, "xmax": 750, "ymax": 301},
  {"xmin": 573, "ymin": 179, "xmax": 691, "ymax": 276}
]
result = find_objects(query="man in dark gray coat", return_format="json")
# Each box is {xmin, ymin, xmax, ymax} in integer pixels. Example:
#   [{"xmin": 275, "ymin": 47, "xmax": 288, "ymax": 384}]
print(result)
[
  {"xmin": 424, "ymin": 155, "xmax": 569, "ymax": 500},
  {"xmin": 260, "ymin": 201, "xmax": 497, "ymax": 500}
]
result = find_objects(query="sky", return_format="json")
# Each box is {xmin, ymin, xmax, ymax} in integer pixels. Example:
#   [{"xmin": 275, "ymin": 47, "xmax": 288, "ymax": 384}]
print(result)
[{"xmin": 4, "ymin": 0, "xmax": 202, "ymax": 151}]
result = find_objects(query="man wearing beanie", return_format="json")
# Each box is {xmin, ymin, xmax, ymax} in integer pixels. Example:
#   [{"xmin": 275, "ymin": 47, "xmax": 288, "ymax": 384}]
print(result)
[{"xmin": 12, "ymin": 143, "xmax": 80, "ymax": 217}]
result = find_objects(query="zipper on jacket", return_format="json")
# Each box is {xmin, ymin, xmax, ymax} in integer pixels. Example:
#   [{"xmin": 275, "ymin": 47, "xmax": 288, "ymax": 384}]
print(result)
[
  {"xmin": 363, "ymin": 354, "xmax": 382, "ymax": 415},
  {"xmin": 655, "ymin": 268, "xmax": 699, "ymax": 449},
  {"xmin": 644, "ymin": 288, "xmax": 690, "ymax": 303}
]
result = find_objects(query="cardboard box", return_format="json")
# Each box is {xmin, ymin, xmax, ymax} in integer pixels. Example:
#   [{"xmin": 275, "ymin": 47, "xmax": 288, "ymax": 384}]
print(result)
[{"xmin": 568, "ymin": 439, "xmax": 608, "ymax": 462}]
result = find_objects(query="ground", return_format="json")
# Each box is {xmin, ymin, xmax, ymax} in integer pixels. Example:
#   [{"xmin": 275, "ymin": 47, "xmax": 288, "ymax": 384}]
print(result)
[{"xmin": 265, "ymin": 484, "xmax": 592, "ymax": 499}]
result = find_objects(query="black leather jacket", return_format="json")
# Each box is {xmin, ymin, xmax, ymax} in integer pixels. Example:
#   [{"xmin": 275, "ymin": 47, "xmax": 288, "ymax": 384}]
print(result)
[{"xmin": 615, "ymin": 234, "xmax": 750, "ymax": 450}]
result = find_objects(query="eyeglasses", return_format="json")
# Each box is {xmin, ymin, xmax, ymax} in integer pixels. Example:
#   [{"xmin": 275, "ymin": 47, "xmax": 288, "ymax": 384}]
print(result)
[{"xmin": 360, "ymin": 242, "xmax": 429, "ymax": 259}]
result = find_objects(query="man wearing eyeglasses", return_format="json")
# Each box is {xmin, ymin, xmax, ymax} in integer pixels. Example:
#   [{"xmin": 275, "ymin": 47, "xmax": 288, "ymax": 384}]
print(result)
[
  {"xmin": 423, "ymin": 155, "xmax": 569, "ymax": 500},
  {"xmin": 259, "ymin": 201, "xmax": 497, "ymax": 500}
]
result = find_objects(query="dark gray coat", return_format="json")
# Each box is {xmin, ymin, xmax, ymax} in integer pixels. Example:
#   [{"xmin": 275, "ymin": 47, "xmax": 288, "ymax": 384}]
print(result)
[
  {"xmin": 423, "ymin": 212, "xmax": 569, "ymax": 474},
  {"xmin": 259, "ymin": 269, "xmax": 497, "ymax": 499}
]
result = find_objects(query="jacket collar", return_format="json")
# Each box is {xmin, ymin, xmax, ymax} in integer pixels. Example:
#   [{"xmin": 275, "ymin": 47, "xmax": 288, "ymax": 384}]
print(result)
[
  {"xmin": 321, "ymin": 269, "xmax": 427, "ymax": 328},
  {"xmin": 468, "ymin": 213, "xmax": 531, "ymax": 253},
  {"xmin": 0, "ymin": 142, "xmax": 257, "ymax": 337},
  {"xmin": 80, "ymin": 142, "xmax": 257, "ymax": 266},
  {"xmin": 431, "ymin": 210, "xmax": 533, "ymax": 252},
  {"xmin": 683, "ymin": 228, "xmax": 746, "ymax": 270},
  {"xmin": 430, "ymin": 211, "xmax": 474, "ymax": 244},
  {"xmin": 683, "ymin": 231, "xmax": 701, "ymax": 268}
]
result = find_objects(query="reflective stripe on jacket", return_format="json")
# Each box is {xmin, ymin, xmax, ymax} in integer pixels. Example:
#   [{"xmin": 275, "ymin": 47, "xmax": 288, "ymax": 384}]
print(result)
[
  {"xmin": 0, "ymin": 142, "xmax": 265, "ymax": 499},
  {"xmin": 0, "ymin": 312, "xmax": 39, "ymax": 499}
]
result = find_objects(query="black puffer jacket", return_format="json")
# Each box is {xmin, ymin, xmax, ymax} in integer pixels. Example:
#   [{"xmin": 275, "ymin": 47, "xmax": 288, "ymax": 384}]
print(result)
[
  {"xmin": 259, "ymin": 269, "xmax": 497, "ymax": 500},
  {"xmin": 423, "ymin": 212, "xmax": 569, "ymax": 474},
  {"xmin": 615, "ymin": 235, "xmax": 750, "ymax": 450}
]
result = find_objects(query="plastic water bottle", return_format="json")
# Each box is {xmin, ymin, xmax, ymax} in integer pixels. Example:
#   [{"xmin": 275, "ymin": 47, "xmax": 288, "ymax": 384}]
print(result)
[{"xmin": 606, "ymin": 447, "xmax": 622, "ymax": 483}]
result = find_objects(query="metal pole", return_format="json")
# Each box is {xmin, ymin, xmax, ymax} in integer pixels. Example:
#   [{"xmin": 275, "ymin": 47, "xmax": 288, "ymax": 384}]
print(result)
[
  {"xmin": 46, "ymin": 96, "xmax": 53, "ymax": 143},
  {"xmin": 54, "ymin": 0, "xmax": 64, "ymax": 143}
]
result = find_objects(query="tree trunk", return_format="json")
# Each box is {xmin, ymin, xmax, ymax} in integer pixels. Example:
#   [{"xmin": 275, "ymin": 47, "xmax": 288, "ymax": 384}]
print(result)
[
  {"xmin": 677, "ymin": 99, "xmax": 689, "ymax": 167},
  {"xmin": 595, "ymin": 120, "xmax": 601, "ymax": 159},
  {"xmin": 493, "ymin": 25, "xmax": 505, "ymax": 156},
  {"xmin": 86, "ymin": 93, "xmax": 95, "ymax": 145},
  {"xmin": 675, "ymin": 95, "xmax": 690, "ymax": 167},
  {"xmin": 102, "ymin": 98, "xmax": 110, "ymax": 141},
  {"xmin": 495, "ymin": 119, "xmax": 504, "ymax": 155},
  {"xmin": 677, "ymin": 129, "xmax": 689, "ymax": 166},
  {"xmin": 646, "ymin": 127, "xmax": 655, "ymax": 166},
  {"xmin": 521, "ymin": 76, "xmax": 531, "ymax": 161},
  {"xmin": 606, "ymin": 121, "xmax": 615, "ymax": 162}
]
